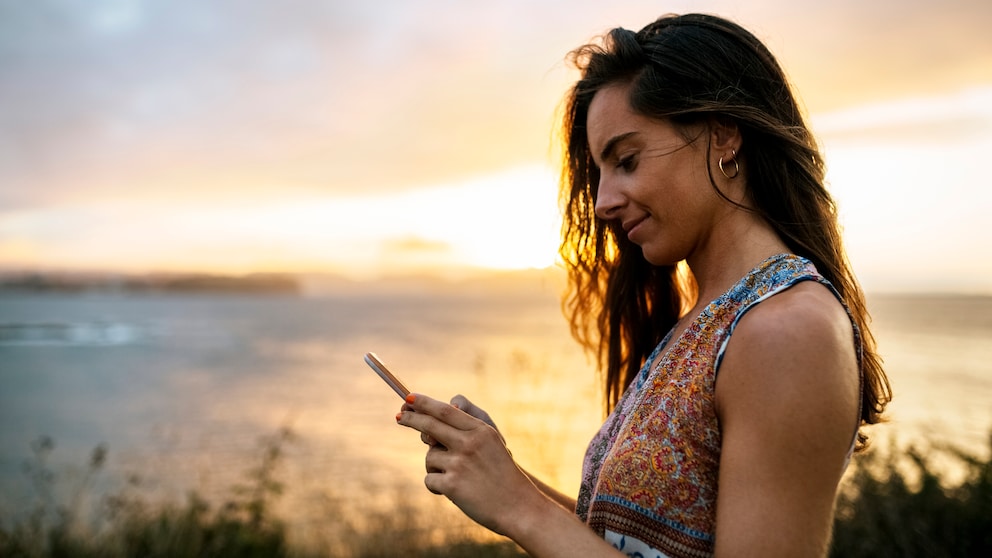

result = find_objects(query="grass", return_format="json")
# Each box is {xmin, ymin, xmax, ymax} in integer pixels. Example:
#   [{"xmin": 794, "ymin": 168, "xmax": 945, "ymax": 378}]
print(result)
[
  {"xmin": 1, "ymin": 429, "xmax": 989, "ymax": 557},
  {"xmin": 0, "ymin": 428, "xmax": 526, "ymax": 558}
]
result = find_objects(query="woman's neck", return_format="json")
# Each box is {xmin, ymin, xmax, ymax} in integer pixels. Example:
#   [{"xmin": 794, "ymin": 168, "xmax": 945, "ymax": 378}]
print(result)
[{"xmin": 685, "ymin": 212, "xmax": 789, "ymax": 307}]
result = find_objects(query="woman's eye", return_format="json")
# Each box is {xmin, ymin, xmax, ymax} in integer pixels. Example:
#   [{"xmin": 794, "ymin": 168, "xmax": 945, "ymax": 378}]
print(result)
[{"xmin": 617, "ymin": 156, "xmax": 636, "ymax": 172}]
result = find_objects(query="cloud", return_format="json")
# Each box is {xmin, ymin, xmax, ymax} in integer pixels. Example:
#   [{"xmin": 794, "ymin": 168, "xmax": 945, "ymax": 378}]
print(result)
[
  {"xmin": 4, "ymin": 1, "xmax": 990, "ymax": 210},
  {"xmin": 0, "ymin": 0, "xmax": 580, "ymax": 209},
  {"xmin": 761, "ymin": 0, "xmax": 992, "ymax": 111},
  {"xmin": 812, "ymin": 86, "xmax": 992, "ymax": 144},
  {"xmin": 2, "ymin": 0, "xmax": 991, "ymax": 288}
]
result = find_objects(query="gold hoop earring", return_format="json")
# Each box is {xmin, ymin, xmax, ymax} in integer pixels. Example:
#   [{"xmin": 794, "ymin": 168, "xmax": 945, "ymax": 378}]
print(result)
[{"xmin": 718, "ymin": 149, "xmax": 740, "ymax": 179}]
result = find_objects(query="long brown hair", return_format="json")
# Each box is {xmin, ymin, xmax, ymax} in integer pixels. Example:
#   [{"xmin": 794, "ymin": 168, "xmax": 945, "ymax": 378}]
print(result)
[{"xmin": 558, "ymin": 14, "xmax": 890, "ymax": 449}]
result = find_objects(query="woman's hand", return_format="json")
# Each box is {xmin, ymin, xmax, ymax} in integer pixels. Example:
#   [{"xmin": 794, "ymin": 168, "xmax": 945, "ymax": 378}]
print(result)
[
  {"xmin": 395, "ymin": 393, "xmax": 538, "ymax": 536},
  {"xmin": 396, "ymin": 393, "xmax": 624, "ymax": 557}
]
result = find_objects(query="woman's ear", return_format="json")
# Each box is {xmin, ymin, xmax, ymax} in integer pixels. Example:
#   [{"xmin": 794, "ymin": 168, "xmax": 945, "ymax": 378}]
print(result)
[
  {"xmin": 709, "ymin": 117, "xmax": 745, "ymax": 192},
  {"xmin": 709, "ymin": 116, "xmax": 741, "ymax": 153}
]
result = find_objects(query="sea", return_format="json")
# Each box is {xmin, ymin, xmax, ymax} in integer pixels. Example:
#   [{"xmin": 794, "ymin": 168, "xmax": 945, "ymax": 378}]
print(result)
[{"xmin": 1, "ymin": 285, "xmax": 990, "ymax": 543}]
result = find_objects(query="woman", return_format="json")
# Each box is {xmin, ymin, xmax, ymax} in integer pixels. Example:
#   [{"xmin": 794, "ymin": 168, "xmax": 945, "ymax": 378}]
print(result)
[{"xmin": 396, "ymin": 13, "xmax": 890, "ymax": 557}]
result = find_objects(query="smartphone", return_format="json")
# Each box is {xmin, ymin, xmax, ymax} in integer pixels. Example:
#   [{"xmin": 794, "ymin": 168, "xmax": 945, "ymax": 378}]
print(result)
[{"xmin": 363, "ymin": 352, "xmax": 411, "ymax": 399}]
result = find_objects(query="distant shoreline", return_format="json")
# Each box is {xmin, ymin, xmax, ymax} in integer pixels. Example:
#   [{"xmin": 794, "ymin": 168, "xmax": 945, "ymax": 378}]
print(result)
[
  {"xmin": 0, "ymin": 269, "xmax": 987, "ymax": 300},
  {"xmin": 0, "ymin": 271, "xmax": 301, "ymax": 295},
  {"xmin": 0, "ymin": 268, "xmax": 567, "ymax": 298}
]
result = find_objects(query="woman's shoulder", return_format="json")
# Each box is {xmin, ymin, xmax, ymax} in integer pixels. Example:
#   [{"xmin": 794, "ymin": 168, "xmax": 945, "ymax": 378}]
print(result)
[
  {"xmin": 715, "ymin": 278, "xmax": 860, "ymax": 423},
  {"xmin": 731, "ymin": 279, "xmax": 855, "ymax": 365}
]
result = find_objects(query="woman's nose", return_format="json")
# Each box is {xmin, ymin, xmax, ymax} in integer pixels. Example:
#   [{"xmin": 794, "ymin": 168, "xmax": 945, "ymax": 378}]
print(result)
[{"xmin": 594, "ymin": 176, "xmax": 624, "ymax": 220}]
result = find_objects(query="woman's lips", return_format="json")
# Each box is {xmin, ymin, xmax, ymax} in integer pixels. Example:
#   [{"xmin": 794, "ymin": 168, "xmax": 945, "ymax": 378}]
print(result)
[{"xmin": 623, "ymin": 215, "xmax": 648, "ymax": 240}]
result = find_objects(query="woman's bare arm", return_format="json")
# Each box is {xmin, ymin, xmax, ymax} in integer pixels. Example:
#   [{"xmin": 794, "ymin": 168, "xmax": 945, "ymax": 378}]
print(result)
[{"xmin": 713, "ymin": 282, "xmax": 860, "ymax": 557}]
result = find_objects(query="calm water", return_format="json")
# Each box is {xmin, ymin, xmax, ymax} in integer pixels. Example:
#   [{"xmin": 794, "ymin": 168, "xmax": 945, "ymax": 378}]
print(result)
[{"xmin": 1, "ymin": 289, "xmax": 990, "ymax": 537}]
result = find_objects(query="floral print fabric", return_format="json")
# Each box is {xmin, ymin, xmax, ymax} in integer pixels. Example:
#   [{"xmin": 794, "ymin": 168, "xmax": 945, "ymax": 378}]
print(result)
[{"xmin": 575, "ymin": 254, "xmax": 856, "ymax": 557}]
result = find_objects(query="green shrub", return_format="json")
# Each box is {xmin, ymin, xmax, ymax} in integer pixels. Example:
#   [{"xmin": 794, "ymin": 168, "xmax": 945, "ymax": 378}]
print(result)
[{"xmin": 831, "ymin": 435, "xmax": 992, "ymax": 557}]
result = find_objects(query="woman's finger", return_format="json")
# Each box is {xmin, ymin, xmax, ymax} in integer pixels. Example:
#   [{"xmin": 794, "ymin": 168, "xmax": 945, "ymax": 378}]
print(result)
[
  {"xmin": 450, "ymin": 394, "xmax": 505, "ymax": 444},
  {"xmin": 420, "ymin": 431, "xmax": 440, "ymax": 447},
  {"xmin": 396, "ymin": 405, "xmax": 462, "ymax": 451},
  {"xmin": 449, "ymin": 394, "xmax": 490, "ymax": 423},
  {"xmin": 406, "ymin": 393, "xmax": 479, "ymax": 430},
  {"xmin": 425, "ymin": 444, "xmax": 448, "ymax": 473},
  {"xmin": 424, "ymin": 445, "xmax": 451, "ymax": 495},
  {"xmin": 424, "ymin": 471, "xmax": 446, "ymax": 495},
  {"xmin": 397, "ymin": 393, "xmax": 483, "ymax": 450}
]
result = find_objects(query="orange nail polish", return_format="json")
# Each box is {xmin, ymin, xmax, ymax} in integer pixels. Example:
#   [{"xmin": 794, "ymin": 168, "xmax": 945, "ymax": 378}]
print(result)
[
  {"xmin": 397, "ymin": 412, "xmax": 405, "ymax": 422},
  {"xmin": 405, "ymin": 393, "xmax": 416, "ymax": 405}
]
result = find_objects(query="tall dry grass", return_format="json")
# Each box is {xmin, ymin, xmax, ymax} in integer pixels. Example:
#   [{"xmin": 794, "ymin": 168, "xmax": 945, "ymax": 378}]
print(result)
[
  {"xmin": 0, "ymin": 427, "xmax": 525, "ymax": 558},
  {"xmin": 2, "ymin": 426, "xmax": 990, "ymax": 557}
]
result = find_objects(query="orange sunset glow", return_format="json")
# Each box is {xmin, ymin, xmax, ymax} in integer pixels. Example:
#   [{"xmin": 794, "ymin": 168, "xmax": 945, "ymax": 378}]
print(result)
[
  {"xmin": 2, "ymin": 0, "xmax": 991, "ymax": 292},
  {"xmin": 2, "ymin": 4, "xmax": 992, "ymax": 554}
]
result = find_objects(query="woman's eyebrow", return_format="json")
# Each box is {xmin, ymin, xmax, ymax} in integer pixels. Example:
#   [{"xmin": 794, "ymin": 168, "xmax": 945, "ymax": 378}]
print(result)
[{"xmin": 599, "ymin": 131, "xmax": 638, "ymax": 162}]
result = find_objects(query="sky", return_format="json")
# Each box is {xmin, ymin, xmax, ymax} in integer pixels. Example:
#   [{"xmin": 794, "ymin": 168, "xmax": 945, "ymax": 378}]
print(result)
[{"xmin": 1, "ymin": 0, "xmax": 991, "ymax": 292}]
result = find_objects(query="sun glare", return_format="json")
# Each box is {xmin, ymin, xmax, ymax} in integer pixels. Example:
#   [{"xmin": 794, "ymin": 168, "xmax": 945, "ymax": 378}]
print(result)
[
  {"xmin": 3, "ymin": 84, "xmax": 990, "ymax": 291},
  {"xmin": 394, "ymin": 166, "xmax": 562, "ymax": 272},
  {"xmin": 0, "ymin": 165, "xmax": 563, "ymax": 277}
]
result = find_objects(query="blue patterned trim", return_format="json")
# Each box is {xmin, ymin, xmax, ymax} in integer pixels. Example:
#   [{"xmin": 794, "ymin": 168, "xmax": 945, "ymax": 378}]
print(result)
[
  {"xmin": 637, "ymin": 331, "xmax": 672, "ymax": 389},
  {"xmin": 593, "ymin": 494, "xmax": 715, "ymax": 542},
  {"xmin": 713, "ymin": 268, "xmax": 858, "ymax": 376}
]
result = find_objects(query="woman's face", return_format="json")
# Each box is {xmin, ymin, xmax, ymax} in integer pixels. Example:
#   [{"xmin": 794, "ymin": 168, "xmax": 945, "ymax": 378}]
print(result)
[{"xmin": 587, "ymin": 83, "xmax": 725, "ymax": 266}]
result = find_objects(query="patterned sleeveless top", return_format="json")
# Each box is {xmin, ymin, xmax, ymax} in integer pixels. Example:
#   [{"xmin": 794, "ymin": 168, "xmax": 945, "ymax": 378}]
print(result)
[{"xmin": 575, "ymin": 254, "xmax": 861, "ymax": 558}]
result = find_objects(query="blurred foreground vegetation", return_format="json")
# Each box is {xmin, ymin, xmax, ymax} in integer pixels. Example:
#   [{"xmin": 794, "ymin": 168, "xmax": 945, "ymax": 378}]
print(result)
[
  {"xmin": 829, "ymin": 435, "xmax": 992, "ymax": 557},
  {"xmin": 1, "ymin": 428, "xmax": 989, "ymax": 558}
]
